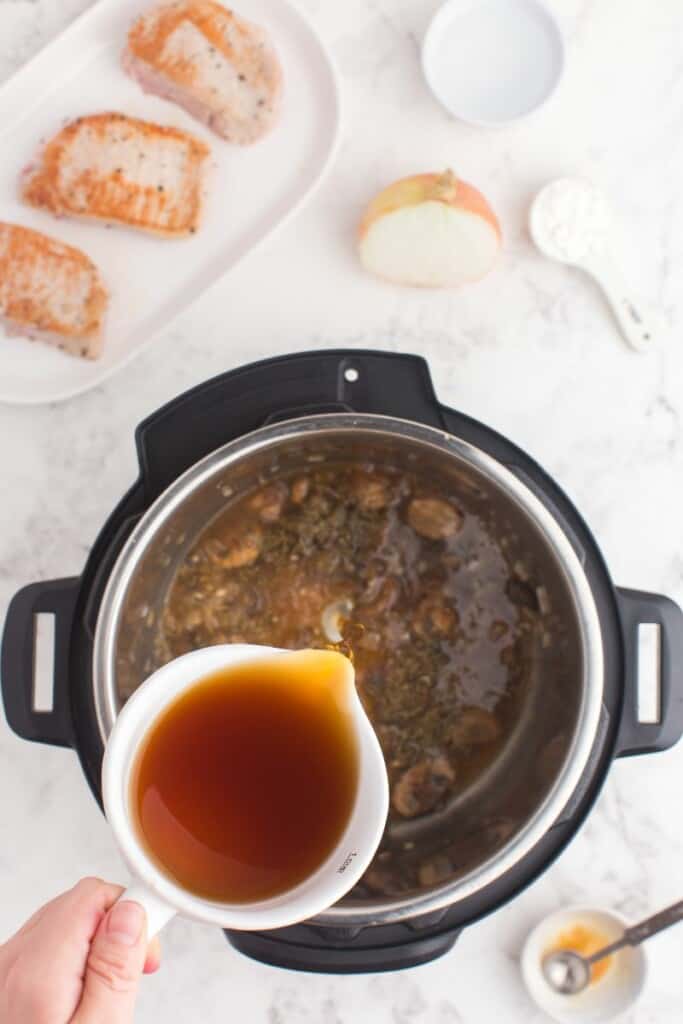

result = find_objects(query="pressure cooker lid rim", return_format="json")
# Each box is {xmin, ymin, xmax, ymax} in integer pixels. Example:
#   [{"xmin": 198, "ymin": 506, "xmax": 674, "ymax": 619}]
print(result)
[{"xmin": 92, "ymin": 412, "xmax": 604, "ymax": 923}]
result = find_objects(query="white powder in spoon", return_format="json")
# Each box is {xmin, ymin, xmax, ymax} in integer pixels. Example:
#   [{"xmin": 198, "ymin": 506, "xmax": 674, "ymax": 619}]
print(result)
[{"xmin": 531, "ymin": 178, "xmax": 613, "ymax": 265}]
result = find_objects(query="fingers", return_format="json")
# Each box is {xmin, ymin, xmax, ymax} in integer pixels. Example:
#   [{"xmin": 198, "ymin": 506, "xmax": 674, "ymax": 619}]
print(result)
[
  {"xmin": 72, "ymin": 877, "xmax": 124, "ymax": 901},
  {"xmin": 73, "ymin": 900, "xmax": 148, "ymax": 1024},
  {"xmin": 143, "ymin": 935, "xmax": 162, "ymax": 974},
  {"xmin": 68, "ymin": 877, "xmax": 126, "ymax": 920},
  {"xmin": 1, "ymin": 880, "xmax": 161, "ymax": 1024},
  {"xmin": 10, "ymin": 877, "xmax": 114, "ymax": 941},
  {"xmin": 56, "ymin": 880, "xmax": 161, "ymax": 975}
]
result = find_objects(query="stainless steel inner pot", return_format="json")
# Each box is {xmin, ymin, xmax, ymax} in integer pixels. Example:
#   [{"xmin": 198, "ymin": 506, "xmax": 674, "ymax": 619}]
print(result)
[{"xmin": 93, "ymin": 414, "xmax": 603, "ymax": 925}]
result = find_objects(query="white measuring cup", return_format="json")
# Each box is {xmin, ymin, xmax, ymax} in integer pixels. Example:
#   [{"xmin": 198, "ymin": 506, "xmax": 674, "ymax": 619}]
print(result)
[{"xmin": 102, "ymin": 645, "xmax": 389, "ymax": 937}]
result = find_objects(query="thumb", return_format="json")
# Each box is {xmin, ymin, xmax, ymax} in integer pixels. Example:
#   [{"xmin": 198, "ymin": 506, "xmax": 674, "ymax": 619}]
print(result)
[{"xmin": 74, "ymin": 901, "xmax": 148, "ymax": 1024}]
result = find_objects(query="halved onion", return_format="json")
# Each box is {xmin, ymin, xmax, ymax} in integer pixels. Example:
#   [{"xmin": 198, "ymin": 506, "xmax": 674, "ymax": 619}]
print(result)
[{"xmin": 358, "ymin": 169, "xmax": 501, "ymax": 288}]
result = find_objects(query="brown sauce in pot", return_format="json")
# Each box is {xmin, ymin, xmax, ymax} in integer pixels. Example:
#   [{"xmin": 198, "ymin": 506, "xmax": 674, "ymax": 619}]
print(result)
[{"xmin": 157, "ymin": 462, "xmax": 564, "ymax": 897}]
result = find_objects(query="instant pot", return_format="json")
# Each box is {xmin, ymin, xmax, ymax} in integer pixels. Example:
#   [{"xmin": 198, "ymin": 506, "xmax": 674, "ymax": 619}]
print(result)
[{"xmin": 3, "ymin": 350, "xmax": 683, "ymax": 973}]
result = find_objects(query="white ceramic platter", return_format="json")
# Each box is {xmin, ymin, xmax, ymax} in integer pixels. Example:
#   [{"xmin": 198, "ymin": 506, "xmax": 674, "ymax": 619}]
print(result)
[{"xmin": 0, "ymin": 0, "xmax": 341, "ymax": 404}]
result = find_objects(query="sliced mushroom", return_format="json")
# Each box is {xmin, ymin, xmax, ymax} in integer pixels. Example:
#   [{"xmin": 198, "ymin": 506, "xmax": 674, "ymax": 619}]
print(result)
[
  {"xmin": 205, "ymin": 528, "xmax": 263, "ymax": 569},
  {"xmin": 414, "ymin": 594, "xmax": 458, "ymax": 639},
  {"xmin": 417, "ymin": 853, "xmax": 453, "ymax": 888},
  {"xmin": 351, "ymin": 471, "xmax": 391, "ymax": 511},
  {"xmin": 391, "ymin": 755, "xmax": 455, "ymax": 818},
  {"xmin": 360, "ymin": 577, "xmax": 400, "ymax": 617},
  {"xmin": 248, "ymin": 483, "xmax": 287, "ymax": 523},
  {"xmin": 290, "ymin": 476, "xmax": 310, "ymax": 504},
  {"xmin": 447, "ymin": 707, "xmax": 501, "ymax": 749},
  {"xmin": 363, "ymin": 862, "xmax": 409, "ymax": 897},
  {"xmin": 407, "ymin": 498, "xmax": 463, "ymax": 540}
]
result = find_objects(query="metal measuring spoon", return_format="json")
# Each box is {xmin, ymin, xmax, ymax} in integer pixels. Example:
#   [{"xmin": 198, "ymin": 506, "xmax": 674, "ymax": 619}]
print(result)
[
  {"xmin": 530, "ymin": 177, "xmax": 659, "ymax": 353},
  {"xmin": 542, "ymin": 899, "xmax": 683, "ymax": 995}
]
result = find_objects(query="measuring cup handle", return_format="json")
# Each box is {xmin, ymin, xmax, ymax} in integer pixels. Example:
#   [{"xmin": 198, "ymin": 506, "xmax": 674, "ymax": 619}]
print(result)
[
  {"xmin": 588, "ymin": 259, "xmax": 659, "ymax": 352},
  {"xmin": 116, "ymin": 884, "xmax": 176, "ymax": 940},
  {"xmin": 625, "ymin": 900, "xmax": 683, "ymax": 946}
]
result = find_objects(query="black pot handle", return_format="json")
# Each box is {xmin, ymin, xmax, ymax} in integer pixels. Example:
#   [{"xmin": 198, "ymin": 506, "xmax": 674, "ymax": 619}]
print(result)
[
  {"xmin": 615, "ymin": 587, "xmax": 683, "ymax": 757},
  {"xmin": 225, "ymin": 926, "xmax": 460, "ymax": 973},
  {"xmin": 135, "ymin": 350, "xmax": 446, "ymax": 501},
  {"xmin": 1, "ymin": 578, "xmax": 78, "ymax": 748}
]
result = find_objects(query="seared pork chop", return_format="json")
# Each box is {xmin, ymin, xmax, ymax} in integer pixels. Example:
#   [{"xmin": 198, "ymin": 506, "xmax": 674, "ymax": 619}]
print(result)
[
  {"xmin": 123, "ymin": 1, "xmax": 283, "ymax": 144},
  {"xmin": 0, "ymin": 223, "xmax": 107, "ymax": 358},
  {"xmin": 22, "ymin": 112, "xmax": 210, "ymax": 237}
]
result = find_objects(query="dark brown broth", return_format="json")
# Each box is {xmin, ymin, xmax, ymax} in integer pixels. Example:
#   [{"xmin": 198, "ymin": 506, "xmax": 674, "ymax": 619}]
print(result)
[{"xmin": 159, "ymin": 463, "xmax": 553, "ymax": 896}]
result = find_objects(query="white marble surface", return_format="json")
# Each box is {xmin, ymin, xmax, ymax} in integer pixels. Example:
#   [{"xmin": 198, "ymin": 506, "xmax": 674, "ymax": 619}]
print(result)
[{"xmin": 2, "ymin": 0, "xmax": 683, "ymax": 1020}]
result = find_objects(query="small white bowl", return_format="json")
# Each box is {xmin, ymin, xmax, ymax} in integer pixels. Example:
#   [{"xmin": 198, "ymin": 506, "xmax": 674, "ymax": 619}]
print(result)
[
  {"xmin": 521, "ymin": 905, "xmax": 647, "ymax": 1023},
  {"xmin": 422, "ymin": 0, "xmax": 565, "ymax": 128}
]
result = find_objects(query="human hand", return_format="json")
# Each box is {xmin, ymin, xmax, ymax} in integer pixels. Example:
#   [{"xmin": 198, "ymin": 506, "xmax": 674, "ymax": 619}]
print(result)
[{"xmin": 0, "ymin": 877, "xmax": 161, "ymax": 1023}]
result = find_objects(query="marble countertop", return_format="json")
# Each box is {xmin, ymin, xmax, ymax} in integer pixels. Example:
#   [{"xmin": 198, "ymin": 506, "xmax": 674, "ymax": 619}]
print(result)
[{"xmin": 2, "ymin": 0, "xmax": 683, "ymax": 1020}]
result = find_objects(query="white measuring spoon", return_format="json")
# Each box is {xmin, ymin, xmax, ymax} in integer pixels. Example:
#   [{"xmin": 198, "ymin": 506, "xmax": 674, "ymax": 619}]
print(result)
[{"xmin": 530, "ymin": 178, "xmax": 659, "ymax": 352}]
